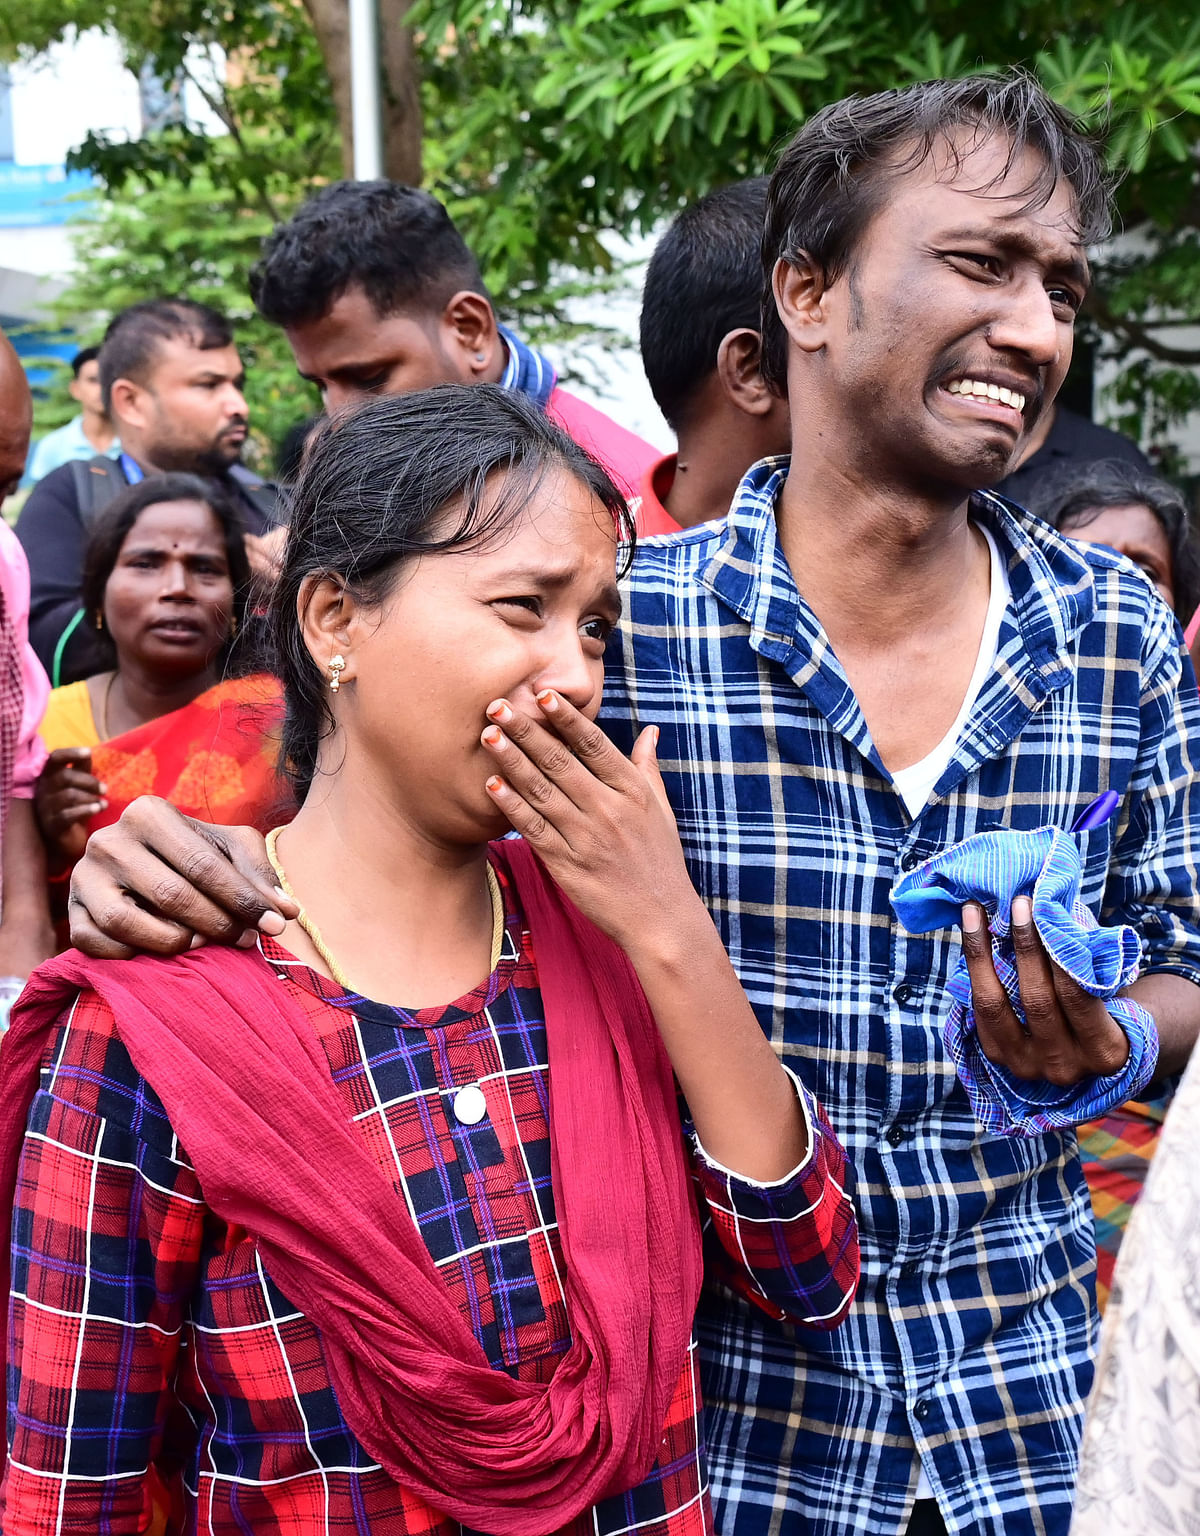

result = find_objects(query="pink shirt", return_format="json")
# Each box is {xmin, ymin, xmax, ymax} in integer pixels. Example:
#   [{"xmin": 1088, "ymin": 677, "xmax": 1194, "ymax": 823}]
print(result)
[
  {"xmin": 546, "ymin": 388, "xmax": 662, "ymax": 504},
  {"xmin": 0, "ymin": 519, "xmax": 49, "ymax": 798}
]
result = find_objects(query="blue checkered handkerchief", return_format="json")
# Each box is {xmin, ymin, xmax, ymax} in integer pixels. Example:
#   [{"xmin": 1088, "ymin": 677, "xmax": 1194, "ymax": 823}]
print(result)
[{"xmin": 891, "ymin": 827, "xmax": 1158, "ymax": 1137}]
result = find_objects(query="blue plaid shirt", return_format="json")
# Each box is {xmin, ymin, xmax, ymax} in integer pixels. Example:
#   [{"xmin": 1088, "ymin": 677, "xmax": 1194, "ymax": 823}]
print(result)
[{"xmin": 600, "ymin": 459, "xmax": 1200, "ymax": 1536}]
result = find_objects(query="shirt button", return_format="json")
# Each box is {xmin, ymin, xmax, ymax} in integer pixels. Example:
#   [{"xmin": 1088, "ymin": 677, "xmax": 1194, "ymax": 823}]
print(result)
[
  {"xmin": 452, "ymin": 1084, "xmax": 488, "ymax": 1125},
  {"xmin": 900, "ymin": 1259, "xmax": 921, "ymax": 1280},
  {"xmin": 893, "ymin": 983, "xmax": 916, "ymax": 1007},
  {"xmin": 913, "ymin": 1398, "xmax": 931, "ymax": 1421},
  {"xmin": 900, "ymin": 849, "xmax": 922, "ymax": 872},
  {"xmin": 887, "ymin": 1123, "xmax": 907, "ymax": 1147}
]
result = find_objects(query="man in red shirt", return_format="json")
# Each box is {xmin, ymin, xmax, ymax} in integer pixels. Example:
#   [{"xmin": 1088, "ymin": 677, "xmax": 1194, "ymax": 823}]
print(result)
[
  {"xmin": 250, "ymin": 181, "xmax": 660, "ymax": 501},
  {"xmin": 635, "ymin": 179, "xmax": 791, "ymax": 534}
]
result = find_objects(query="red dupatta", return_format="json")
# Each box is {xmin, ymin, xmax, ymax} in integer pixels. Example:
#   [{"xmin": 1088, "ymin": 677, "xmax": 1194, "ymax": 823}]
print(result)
[{"xmin": 0, "ymin": 838, "xmax": 703, "ymax": 1535}]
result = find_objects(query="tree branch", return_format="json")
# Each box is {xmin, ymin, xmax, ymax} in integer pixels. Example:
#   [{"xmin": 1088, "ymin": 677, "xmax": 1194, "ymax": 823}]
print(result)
[{"xmin": 1088, "ymin": 293, "xmax": 1200, "ymax": 366}]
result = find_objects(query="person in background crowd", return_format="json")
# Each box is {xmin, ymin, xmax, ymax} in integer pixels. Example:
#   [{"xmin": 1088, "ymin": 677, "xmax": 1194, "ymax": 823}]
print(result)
[
  {"xmin": 53, "ymin": 73, "xmax": 1200, "ymax": 1536},
  {"xmin": 993, "ymin": 395, "xmax": 1151, "ymax": 509},
  {"xmin": 16, "ymin": 300, "xmax": 281, "ymax": 688},
  {"xmin": 0, "ymin": 385, "xmax": 857, "ymax": 1535},
  {"xmin": 248, "ymin": 180, "xmax": 660, "ymax": 504},
  {"xmin": 636, "ymin": 178, "xmax": 791, "ymax": 533},
  {"xmin": 1023, "ymin": 457, "xmax": 1200, "ymax": 1308},
  {"xmin": 1071, "ymin": 1024, "xmax": 1200, "ymax": 1533},
  {"xmin": 0, "ymin": 329, "xmax": 53, "ymax": 1018},
  {"xmin": 35, "ymin": 475, "xmax": 285, "ymax": 929},
  {"xmin": 23, "ymin": 346, "xmax": 120, "ymax": 486}
]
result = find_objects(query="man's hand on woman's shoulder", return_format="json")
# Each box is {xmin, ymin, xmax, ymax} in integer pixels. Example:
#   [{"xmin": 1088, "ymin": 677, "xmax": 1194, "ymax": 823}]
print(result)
[{"xmin": 68, "ymin": 798, "xmax": 298, "ymax": 958}]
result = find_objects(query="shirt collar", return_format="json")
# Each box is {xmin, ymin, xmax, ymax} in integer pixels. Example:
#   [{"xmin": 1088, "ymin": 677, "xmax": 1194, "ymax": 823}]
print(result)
[
  {"xmin": 702, "ymin": 459, "xmax": 1097, "ymax": 683},
  {"xmin": 497, "ymin": 325, "xmax": 557, "ymax": 409}
]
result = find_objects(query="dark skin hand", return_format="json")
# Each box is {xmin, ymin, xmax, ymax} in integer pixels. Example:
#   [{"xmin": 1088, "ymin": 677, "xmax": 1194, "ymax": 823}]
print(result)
[
  {"xmin": 67, "ymin": 803, "xmax": 297, "ymax": 959},
  {"xmin": 35, "ymin": 747, "xmax": 107, "ymax": 865},
  {"xmin": 960, "ymin": 898, "xmax": 1131, "ymax": 1085}
]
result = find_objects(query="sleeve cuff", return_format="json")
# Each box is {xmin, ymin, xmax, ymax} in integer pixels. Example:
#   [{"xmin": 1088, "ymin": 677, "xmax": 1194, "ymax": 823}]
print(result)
[{"xmin": 691, "ymin": 1065, "xmax": 817, "ymax": 1189}]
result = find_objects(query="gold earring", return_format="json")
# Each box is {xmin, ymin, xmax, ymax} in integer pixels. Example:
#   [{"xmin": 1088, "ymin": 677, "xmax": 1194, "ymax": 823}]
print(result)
[
  {"xmin": 229, "ymin": 614, "xmax": 239, "ymax": 639},
  {"xmin": 329, "ymin": 653, "xmax": 346, "ymax": 692},
  {"xmin": 94, "ymin": 611, "xmax": 104, "ymax": 631}
]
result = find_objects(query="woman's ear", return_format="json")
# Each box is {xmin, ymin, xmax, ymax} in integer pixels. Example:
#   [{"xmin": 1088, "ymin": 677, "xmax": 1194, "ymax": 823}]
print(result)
[
  {"xmin": 772, "ymin": 253, "xmax": 832, "ymax": 355},
  {"xmin": 297, "ymin": 573, "xmax": 360, "ymax": 684}
]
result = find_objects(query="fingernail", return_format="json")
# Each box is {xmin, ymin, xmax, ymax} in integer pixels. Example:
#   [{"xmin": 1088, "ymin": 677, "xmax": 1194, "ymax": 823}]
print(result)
[
  {"xmin": 962, "ymin": 904, "xmax": 982, "ymax": 933},
  {"xmin": 652, "ymin": 725, "xmax": 660, "ymax": 747},
  {"xmin": 482, "ymin": 725, "xmax": 505, "ymax": 749},
  {"xmin": 188, "ymin": 933, "xmax": 207, "ymax": 950},
  {"xmin": 486, "ymin": 700, "xmax": 513, "ymax": 724},
  {"xmin": 235, "ymin": 931, "xmax": 257, "ymax": 949},
  {"xmin": 258, "ymin": 910, "xmax": 287, "ymax": 935},
  {"xmin": 93, "ymin": 802, "xmax": 105, "ymax": 814},
  {"xmin": 97, "ymin": 783, "xmax": 107, "ymax": 794},
  {"xmin": 1012, "ymin": 895, "xmax": 1033, "ymax": 924},
  {"xmin": 537, "ymin": 689, "xmax": 559, "ymax": 712},
  {"xmin": 486, "ymin": 775, "xmax": 505, "ymax": 794},
  {"xmin": 272, "ymin": 886, "xmax": 288, "ymax": 902}
]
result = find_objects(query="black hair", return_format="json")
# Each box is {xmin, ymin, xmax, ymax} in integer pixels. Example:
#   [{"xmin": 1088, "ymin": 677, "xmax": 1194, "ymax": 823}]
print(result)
[
  {"xmin": 81, "ymin": 472, "xmax": 252, "ymax": 670},
  {"xmin": 275, "ymin": 414, "xmax": 324, "ymax": 486},
  {"xmin": 98, "ymin": 299, "xmax": 234, "ymax": 415},
  {"xmin": 761, "ymin": 72, "xmax": 1114, "ymax": 392},
  {"xmin": 273, "ymin": 383, "xmax": 632, "ymax": 798},
  {"xmin": 71, "ymin": 346, "xmax": 100, "ymax": 376},
  {"xmin": 250, "ymin": 181, "xmax": 487, "ymax": 330},
  {"xmin": 1021, "ymin": 458, "xmax": 1200, "ymax": 621},
  {"xmin": 640, "ymin": 178, "xmax": 770, "ymax": 432}
]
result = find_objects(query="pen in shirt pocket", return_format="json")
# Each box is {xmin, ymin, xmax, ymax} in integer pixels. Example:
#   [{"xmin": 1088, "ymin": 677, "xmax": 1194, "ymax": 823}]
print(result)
[{"xmin": 1071, "ymin": 789, "xmax": 1120, "ymax": 833}]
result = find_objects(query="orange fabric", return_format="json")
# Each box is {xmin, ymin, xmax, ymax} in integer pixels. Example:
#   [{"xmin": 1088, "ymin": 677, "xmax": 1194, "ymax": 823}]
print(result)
[
  {"xmin": 49, "ymin": 675, "xmax": 294, "ymax": 943},
  {"xmin": 89, "ymin": 673, "xmax": 293, "ymax": 835}
]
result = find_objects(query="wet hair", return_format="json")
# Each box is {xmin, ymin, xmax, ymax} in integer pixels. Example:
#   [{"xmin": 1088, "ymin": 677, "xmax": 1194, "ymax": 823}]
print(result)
[
  {"xmin": 81, "ymin": 472, "xmax": 252, "ymax": 670},
  {"xmin": 71, "ymin": 346, "xmax": 100, "ymax": 376},
  {"xmin": 273, "ymin": 383, "xmax": 632, "ymax": 798},
  {"xmin": 98, "ymin": 299, "xmax": 234, "ymax": 414},
  {"xmin": 250, "ymin": 181, "xmax": 487, "ymax": 329},
  {"xmin": 761, "ymin": 72, "xmax": 1114, "ymax": 392},
  {"xmin": 1022, "ymin": 458, "xmax": 1200, "ymax": 621},
  {"xmin": 641, "ymin": 178, "xmax": 770, "ymax": 432}
]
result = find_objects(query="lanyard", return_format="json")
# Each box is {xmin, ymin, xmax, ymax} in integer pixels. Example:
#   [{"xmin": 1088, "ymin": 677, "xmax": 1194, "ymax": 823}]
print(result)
[{"xmin": 120, "ymin": 452, "xmax": 145, "ymax": 485}]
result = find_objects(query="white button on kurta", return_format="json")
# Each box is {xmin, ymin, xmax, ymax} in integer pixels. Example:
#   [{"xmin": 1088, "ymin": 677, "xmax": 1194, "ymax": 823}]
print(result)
[{"xmin": 452, "ymin": 1084, "xmax": 488, "ymax": 1125}]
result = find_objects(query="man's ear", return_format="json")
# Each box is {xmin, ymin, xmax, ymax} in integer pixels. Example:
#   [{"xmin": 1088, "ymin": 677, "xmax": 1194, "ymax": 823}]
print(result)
[
  {"xmin": 772, "ymin": 253, "xmax": 832, "ymax": 355},
  {"xmin": 442, "ymin": 291, "xmax": 502, "ymax": 380},
  {"xmin": 107, "ymin": 377, "xmax": 148, "ymax": 433},
  {"xmin": 716, "ymin": 329, "xmax": 775, "ymax": 418},
  {"xmin": 67, "ymin": 377, "xmax": 85, "ymax": 406}
]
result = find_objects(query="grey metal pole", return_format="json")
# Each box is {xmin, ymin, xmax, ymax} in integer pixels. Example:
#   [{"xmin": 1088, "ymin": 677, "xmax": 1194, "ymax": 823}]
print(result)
[{"xmin": 348, "ymin": 0, "xmax": 384, "ymax": 180}]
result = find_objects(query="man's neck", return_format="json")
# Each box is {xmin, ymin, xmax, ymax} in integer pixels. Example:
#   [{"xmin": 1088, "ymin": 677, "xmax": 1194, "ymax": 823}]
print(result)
[
  {"xmin": 80, "ymin": 410, "xmax": 116, "ymax": 454},
  {"xmin": 776, "ymin": 451, "xmax": 980, "ymax": 650},
  {"xmin": 668, "ymin": 413, "xmax": 774, "ymax": 530}
]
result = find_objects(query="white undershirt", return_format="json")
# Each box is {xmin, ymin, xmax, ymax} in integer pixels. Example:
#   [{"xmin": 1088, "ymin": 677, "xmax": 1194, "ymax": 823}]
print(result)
[
  {"xmin": 890, "ymin": 524, "xmax": 1011, "ymax": 821},
  {"xmin": 897, "ymin": 521, "xmax": 1009, "ymax": 1500}
]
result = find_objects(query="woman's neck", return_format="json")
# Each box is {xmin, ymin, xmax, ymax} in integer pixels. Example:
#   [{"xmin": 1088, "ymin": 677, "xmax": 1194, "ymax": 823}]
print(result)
[
  {"xmin": 90, "ymin": 661, "xmax": 217, "ymax": 740},
  {"xmin": 270, "ymin": 785, "xmax": 498, "ymax": 1008}
]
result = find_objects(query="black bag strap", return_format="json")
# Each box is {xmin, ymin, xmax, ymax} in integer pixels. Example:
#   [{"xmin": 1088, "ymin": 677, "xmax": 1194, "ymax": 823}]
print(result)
[{"xmin": 69, "ymin": 456, "xmax": 129, "ymax": 529}]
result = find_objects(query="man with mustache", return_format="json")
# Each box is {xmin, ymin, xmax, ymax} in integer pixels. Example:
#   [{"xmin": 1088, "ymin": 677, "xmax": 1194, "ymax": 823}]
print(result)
[
  {"xmin": 17, "ymin": 300, "xmax": 279, "ymax": 685},
  {"xmin": 58, "ymin": 74, "xmax": 1200, "ymax": 1536}
]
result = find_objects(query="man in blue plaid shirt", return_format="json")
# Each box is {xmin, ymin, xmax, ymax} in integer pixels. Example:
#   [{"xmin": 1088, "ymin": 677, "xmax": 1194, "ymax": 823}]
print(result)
[{"xmin": 67, "ymin": 72, "xmax": 1200, "ymax": 1536}]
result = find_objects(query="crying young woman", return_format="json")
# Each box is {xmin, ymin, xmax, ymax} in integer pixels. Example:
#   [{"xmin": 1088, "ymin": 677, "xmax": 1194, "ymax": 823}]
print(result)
[{"xmin": 0, "ymin": 385, "xmax": 858, "ymax": 1536}]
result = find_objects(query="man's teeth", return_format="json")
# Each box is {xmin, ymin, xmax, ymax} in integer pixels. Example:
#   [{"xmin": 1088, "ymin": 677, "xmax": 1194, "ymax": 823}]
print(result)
[{"xmin": 946, "ymin": 378, "xmax": 1027, "ymax": 413}]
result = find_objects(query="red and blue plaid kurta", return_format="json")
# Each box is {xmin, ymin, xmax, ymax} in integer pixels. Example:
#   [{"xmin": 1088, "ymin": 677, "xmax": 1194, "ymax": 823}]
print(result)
[{"xmin": 3, "ymin": 873, "xmax": 857, "ymax": 1535}]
